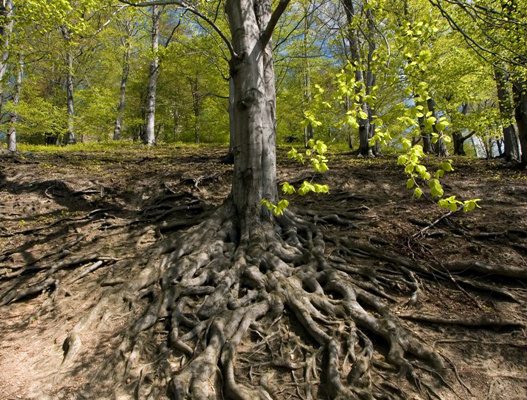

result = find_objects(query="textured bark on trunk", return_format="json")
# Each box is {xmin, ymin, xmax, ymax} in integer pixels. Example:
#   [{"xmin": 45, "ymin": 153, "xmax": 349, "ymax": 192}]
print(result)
[
  {"xmin": 427, "ymin": 98, "xmax": 447, "ymax": 156},
  {"xmin": 226, "ymin": 0, "xmax": 277, "ymax": 224},
  {"xmin": 7, "ymin": 54, "xmax": 22, "ymax": 152},
  {"xmin": 143, "ymin": 5, "xmax": 161, "ymax": 146},
  {"xmin": 452, "ymin": 132, "xmax": 465, "ymax": 155},
  {"xmin": 0, "ymin": 0, "xmax": 13, "ymax": 119},
  {"xmin": 495, "ymin": 67, "xmax": 520, "ymax": 161},
  {"xmin": 223, "ymin": 77, "xmax": 236, "ymax": 163},
  {"xmin": 302, "ymin": 5, "xmax": 313, "ymax": 147},
  {"xmin": 418, "ymin": 110, "xmax": 433, "ymax": 154},
  {"xmin": 65, "ymin": 48, "xmax": 76, "ymax": 144},
  {"xmin": 113, "ymin": 39, "xmax": 131, "ymax": 140},
  {"xmin": 342, "ymin": 0, "xmax": 373, "ymax": 157},
  {"xmin": 512, "ymin": 80, "xmax": 527, "ymax": 165},
  {"xmin": 189, "ymin": 76, "xmax": 201, "ymax": 144}
]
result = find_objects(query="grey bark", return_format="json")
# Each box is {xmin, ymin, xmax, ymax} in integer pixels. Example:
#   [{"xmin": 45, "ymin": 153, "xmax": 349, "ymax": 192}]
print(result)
[
  {"xmin": 0, "ymin": 0, "xmax": 14, "ymax": 117},
  {"xmin": 302, "ymin": 4, "xmax": 313, "ymax": 147},
  {"xmin": 143, "ymin": 5, "xmax": 161, "ymax": 146},
  {"xmin": 224, "ymin": 77, "xmax": 235, "ymax": 163},
  {"xmin": 452, "ymin": 104, "xmax": 475, "ymax": 156},
  {"xmin": 189, "ymin": 75, "xmax": 201, "ymax": 144},
  {"xmin": 60, "ymin": 26, "xmax": 76, "ymax": 144},
  {"xmin": 417, "ymin": 100, "xmax": 433, "ymax": 153},
  {"xmin": 226, "ymin": 0, "xmax": 278, "ymax": 222},
  {"xmin": 342, "ymin": 0, "xmax": 374, "ymax": 156},
  {"xmin": 427, "ymin": 98, "xmax": 448, "ymax": 156},
  {"xmin": 7, "ymin": 54, "xmax": 22, "ymax": 152},
  {"xmin": 113, "ymin": 38, "xmax": 131, "ymax": 140},
  {"xmin": 65, "ymin": 48, "xmax": 76, "ymax": 144},
  {"xmin": 512, "ymin": 80, "xmax": 527, "ymax": 165},
  {"xmin": 494, "ymin": 68, "xmax": 520, "ymax": 161}
]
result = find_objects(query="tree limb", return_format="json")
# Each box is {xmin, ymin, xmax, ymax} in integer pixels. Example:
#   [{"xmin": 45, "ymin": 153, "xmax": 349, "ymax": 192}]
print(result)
[
  {"xmin": 259, "ymin": 0, "xmax": 292, "ymax": 49},
  {"xmin": 119, "ymin": 0, "xmax": 236, "ymax": 59}
]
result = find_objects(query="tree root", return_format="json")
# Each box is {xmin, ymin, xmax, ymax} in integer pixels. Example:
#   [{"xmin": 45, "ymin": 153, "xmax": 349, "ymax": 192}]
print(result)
[
  {"xmin": 398, "ymin": 314, "xmax": 525, "ymax": 330},
  {"xmin": 6, "ymin": 196, "xmax": 519, "ymax": 399},
  {"xmin": 63, "ymin": 202, "xmax": 463, "ymax": 400},
  {"xmin": 442, "ymin": 261, "xmax": 527, "ymax": 280}
]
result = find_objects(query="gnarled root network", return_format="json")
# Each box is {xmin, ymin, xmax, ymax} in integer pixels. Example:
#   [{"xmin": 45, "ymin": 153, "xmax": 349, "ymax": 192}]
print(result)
[{"xmin": 80, "ymin": 201, "xmax": 450, "ymax": 400}]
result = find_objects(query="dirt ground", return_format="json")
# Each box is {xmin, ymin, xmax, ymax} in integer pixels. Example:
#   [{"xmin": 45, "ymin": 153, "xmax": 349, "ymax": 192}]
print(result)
[{"xmin": 0, "ymin": 146, "xmax": 526, "ymax": 399}]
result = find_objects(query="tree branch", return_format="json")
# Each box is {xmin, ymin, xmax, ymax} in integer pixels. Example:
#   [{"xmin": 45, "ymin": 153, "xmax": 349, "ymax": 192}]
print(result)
[
  {"xmin": 119, "ymin": 0, "xmax": 236, "ymax": 58},
  {"xmin": 260, "ymin": 0, "xmax": 291, "ymax": 49}
]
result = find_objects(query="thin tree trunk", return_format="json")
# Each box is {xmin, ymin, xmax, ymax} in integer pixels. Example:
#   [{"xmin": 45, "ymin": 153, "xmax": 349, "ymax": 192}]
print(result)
[
  {"xmin": 427, "ymin": 98, "xmax": 447, "ymax": 156},
  {"xmin": 65, "ymin": 48, "xmax": 76, "ymax": 144},
  {"xmin": 497, "ymin": 139, "xmax": 504, "ymax": 156},
  {"xmin": 60, "ymin": 26, "xmax": 76, "ymax": 144},
  {"xmin": 494, "ymin": 67, "xmax": 520, "ymax": 161},
  {"xmin": 417, "ymin": 104, "xmax": 433, "ymax": 154},
  {"xmin": 302, "ymin": 4, "xmax": 313, "ymax": 147},
  {"xmin": 189, "ymin": 76, "xmax": 201, "ymax": 144},
  {"xmin": 0, "ymin": 0, "xmax": 13, "ymax": 118},
  {"xmin": 365, "ymin": 6, "xmax": 378, "ymax": 155},
  {"xmin": 113, "ymin": 38, "xmax": 131, "ymax": 140},
  {"xmin": 513, "ymin": 80, "xmax": 527, "ymax": 165},
  {"xmin": 7, "ymin": 53, "xmax": 22, "ymax": 152},
  {"xmin": 226, "ymin": 0, "xmax": 278, "ymax": 224},
  {"xmin": 143, "ymin": 5, "xmax": 161, "ymax": 146},
  {"xmin": 342, "ymin": 0, "xmax": 372, "ymax": 157}
]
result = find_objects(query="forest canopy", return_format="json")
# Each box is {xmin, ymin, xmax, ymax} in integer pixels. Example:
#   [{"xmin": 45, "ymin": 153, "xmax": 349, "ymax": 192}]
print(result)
[{"xmin": 0, "ymin": 0, "xmax": 525, "ymax": 163}]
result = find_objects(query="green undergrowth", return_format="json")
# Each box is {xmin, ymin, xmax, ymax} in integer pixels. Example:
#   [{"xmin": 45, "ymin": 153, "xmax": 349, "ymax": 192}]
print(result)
[{"xmin": 17, "ymin": 141, "xmax": 226, "ymax": 154}]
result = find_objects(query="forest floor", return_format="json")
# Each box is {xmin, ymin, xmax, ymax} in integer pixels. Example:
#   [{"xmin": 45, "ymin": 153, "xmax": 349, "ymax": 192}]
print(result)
[{"xmin": 0, "ymin": 145, "xmax": 526, "ymax": 400}]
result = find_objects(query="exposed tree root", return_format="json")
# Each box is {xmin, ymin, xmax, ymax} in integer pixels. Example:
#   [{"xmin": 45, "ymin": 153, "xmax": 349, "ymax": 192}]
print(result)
[
  {"xmin": 54, "ymin": 201, "xmax": 460, "ymax": 400},
  {"xmin": 398, "ymin": 314, "xmax": 525, "ymax": 330},
  {"xmin": 2, "ymin": 191, "xmax": 524, "ymax": 399},
  {"xmin": 442, "ymin": 261, "xmax": 527, "ymax": 280}
]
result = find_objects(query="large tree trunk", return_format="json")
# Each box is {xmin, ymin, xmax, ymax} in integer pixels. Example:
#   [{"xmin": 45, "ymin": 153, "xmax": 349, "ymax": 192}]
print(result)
[
  {"xmin": 223, "ymin": 77, "xmax": 236, "ymax": 163},
  {"xmin": 226, "ymin": 0, "xmax": 277, "ymax": 225},
  {"xmin": 143, "ymin": 5, "xmax": 161, "ymax": 146},
  {"xmin": 113, "ymin": 38, "xmax": 131, "ymax": 140},
  {"xmin": 6, "ymin": 53, "xmax": 22, "ymax": 152},
  {"xmin": 513, "ymin": 80, "xmax": 527, "ymax": 165},
  {"xmin": 495, "ymin": 67, "xmax": 520, "ymax": 161}
]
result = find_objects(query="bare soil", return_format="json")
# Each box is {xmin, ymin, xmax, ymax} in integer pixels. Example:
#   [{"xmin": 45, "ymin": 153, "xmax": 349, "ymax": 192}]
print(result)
[{"xmin": 0, "ymin": 146, "xmax": 526, "ymax": 399}]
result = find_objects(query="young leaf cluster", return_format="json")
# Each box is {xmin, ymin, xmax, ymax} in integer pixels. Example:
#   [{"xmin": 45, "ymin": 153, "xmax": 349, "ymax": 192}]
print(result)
[
  {"xmin": 397, "ymin": 139, "xmax": 480, "ymax": 212},
  {"xmin": 262, "ymin": 139, "xmax": 330, "ymax": 216}
]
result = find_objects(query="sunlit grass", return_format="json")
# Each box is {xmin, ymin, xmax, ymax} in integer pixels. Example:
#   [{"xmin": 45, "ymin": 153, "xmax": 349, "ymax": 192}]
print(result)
[{"xmin": 17, "ymin": 140, "xmax": 228, "ymax": 154}]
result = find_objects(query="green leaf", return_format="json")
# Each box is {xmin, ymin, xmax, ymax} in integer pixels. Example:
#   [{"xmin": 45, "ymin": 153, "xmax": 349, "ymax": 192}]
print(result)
[
  {"xmin": 313, "ymin": 140, "xmax": 328, "ymax": 155},
  {"xmin": 274, "ymin": 199, "xmax": 289, "ymax": 216},
  {"xmin": 429, "ymin": 179, "xmax": 444, "ymax": 198},
  {"xmin": 463, "ymin": 199, "xmax": 481, "ymax": 212},
  {"xmin": 298, "ymin": 181, "xmax": 315, "ymax": 196},
  {"xmin": 281, "ymin": 182, "xmax": 296, "ymax": 195},
  {"xmin": 406, "ymin": 178, "xmax": 415, "ymax": 189},
  {"xmin": 415, "ymin": 165, "xmax": 426, "ymax": 175},
  {"xmin": 440, "ymin": 161, "xmax": 454, "ymax": 172},
  {"xmin": 397, "ymin": 155, "xmax": 408, "ymax": 165},
  {"xmin": 414, "ymin": 187, "xmax": 423, "ymax": 199},
  {"xmin": 313, "ymin": 184, "xmax": 329, "ymax": 194}
]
